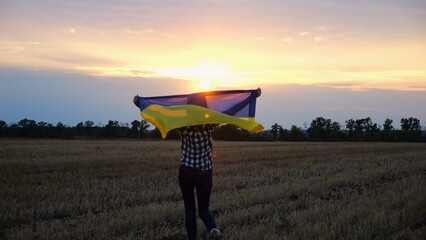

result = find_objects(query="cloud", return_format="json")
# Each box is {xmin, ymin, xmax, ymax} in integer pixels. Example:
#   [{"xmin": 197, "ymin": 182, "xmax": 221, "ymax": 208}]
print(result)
[
  {"xmin": 312, "ymin": 81, "xmax": 365, "ymax": 88},
  {"xmin": 299, "ymin": 32, "xmax": 309, "ymax": 36},
  {"xmin": 33, "ymin": 52, "xmax": 118, "ymax": 66},
  {"xmin": 66, "ymin": 26, "xmax": 105, "ymax": 36},
  {"xmin": 124, "ymin": 28, "xmax": 154, "ymax": 34},
  {"xmin": 314, "ymin": 36, "xmax": 324, "ymax": 42},
  {"xmin": 281, "ymin": 37, "xmax": 293, "ymax": 44},
  {"xmin": 73, "ymin": 66, "xmax": 158, "ymax": 77},
  {"xmin": 0, "ymin": 41, "xmax": 25, "ymax": 53},
  {"xmin": 407, "ymin": 86, "xmax": 426, "ymax": 91},
  {"xmin": 130, "ymin": 69, "xmax": 156, "ymax": 76},
  {"xmin": 286, "ymin": 69, "xmax": 426, "ymax": 92}
]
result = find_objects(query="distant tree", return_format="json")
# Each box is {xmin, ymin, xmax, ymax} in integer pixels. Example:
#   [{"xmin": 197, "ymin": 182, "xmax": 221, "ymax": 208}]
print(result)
[
  {"xmin": 328, "ymin": 121, "xmax": 343, "ymax": 141},
  {"xmin": 270, "ymin": 123, "xmax": 283, "ymax": 140},
  {"xmin": 0, "ymin": 120, "xmax": 6, "ymax": 137},
  {"xmin": 279, "ymin": 128, "xmax": 289, "ymax": 141},
  {"xmin": 346, "ymin": 118, "xmax": 378, "ymax": 141},
  {"xmin": 37, "ymin": 121, "xmax": 52, "ymax": 128},
  {"xmin": 129, "ymin": 120, "xmax": 150, "ymax": 138},
  {"xmin": 278, "ymin": 126, "xmax": 286, "ymax": 140},
  {"xmin": 148, "ymin": 127, "xmax": 162, "ymax": 139},
  {"xmin": 308, "ymin": 117, "xmax": 341, "ymax": 141},
  {"xmin": 46, "ymin": 121, "xmax": 71, "ymax": 138},
  {"xmin": 119, "ymin": 122, "xmax": 129, "ymax": 128},
  {"xmin": 365, "ymin": 118, "xmax": 379, "ymax": 132},
  {"xmin": 351, "ymin": 117, "xmax": 380, "ymax": 141},
  {"xmin": 105, "ymin": 120, "xmax": 120, "ymax": 137},
  {"xmin": 84, "ymin": 120, "xmax": 94, "ymax": 137},
  {"xmin": 54, "ymin": 122, "xmax": 66, "ymax": 135},
  {"xmin": 0, "ymin": 120, "xmax": 6, "ymax": 129},
  {"xmin": 354, "ymin": 119, "xmax": 364, "ymax": 132},
  {"xmin": 75, "ymin": 122, "xmax": 85, "ymax": 136},
  {"xmin": 129, "ymin": 120, "xmax": 140, "ymax": 138},
  {"xmin": 139, "ymin": 120, "xmax": 150, "ymax": 137},
  {"xmin": 239, "ymin": 128, "xmax": 253, "ymax": 141},
  {"xmin": 354, "ymin": 117, "xmax": 378, "ymax": 132},
  {"xmin": 288, "ymin": 125, "xmax": 305, "ymax": 141},
  {"xmin": 215, "ymin": 124, "xmax": 244, "ymax": 141},
  {"xmin": 34, "ymin": 121, "xmax": 52, "ymax": 138},
  {"xmin": 346, "ymin": 119, "xmax": 356, "ymax": 132},
  {"xmin": 84, "ymin": 120, "xmax": 94, "ymax": 128},
  {"xmin": 14, "ymin": 119, "xmax": 37, "ymax": 137},
  {"xmin": 383, "ymin": 118, "xmax": 394, "ymax": 131},
  {"xmin": 308, "ymin": 117, "xmax": 327, "ymax": 140},
  {"xmin": 399, "ymin": 117, "xmax": 422, "ymax": 142},
  {"xmin": 400, "ymin": 117, "xmax": 421, "ymax": 131},
  {"xmin": 379, "ymin": 118, "xmax": 396, "ymax": 142},
  {"xmin": 18, "ymin": 118, "xmax": 37, "ymax": 128},
  {"xmin": 56, "ymin": 122, "xmax": 65, "ymax": 129}
]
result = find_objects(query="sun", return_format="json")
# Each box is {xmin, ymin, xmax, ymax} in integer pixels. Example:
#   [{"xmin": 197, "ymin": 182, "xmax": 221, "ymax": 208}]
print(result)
[
  {"xmin": 197, "ymin": 79, "xmax": 212, "ymax": 90},
  {"xmin": 155, "ymin": 61, "xmax": 231, "ymax": 91},
  {"xmin": 192, "ymin": 64, "xmax": 226, "ymax": 91},
  {"xmin": 186, "ymin": 62, "xmax": 229, "ymax": 91}
]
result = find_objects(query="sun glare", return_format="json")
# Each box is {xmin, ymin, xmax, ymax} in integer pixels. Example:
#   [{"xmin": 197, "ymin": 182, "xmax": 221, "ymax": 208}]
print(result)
[
  {"xmin": 197, "ymin": 79, "xmax": 212, "ymax": 90},
  {"xmin": 192, "ymin": 64, "xmax": 227, "ymax": 79},
  {"xmin": 192, "ymin": 64, "xmax": 227, "ymax": 90},
  {"xmin": 155, "ymin": 62, "xmax": 230, "ymax": 91}
]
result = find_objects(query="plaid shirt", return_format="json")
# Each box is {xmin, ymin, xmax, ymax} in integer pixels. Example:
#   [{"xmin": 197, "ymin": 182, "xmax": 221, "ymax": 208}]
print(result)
[{"xmin": 179, "ymin": 124, "xmax": 216, "ymax": 170}]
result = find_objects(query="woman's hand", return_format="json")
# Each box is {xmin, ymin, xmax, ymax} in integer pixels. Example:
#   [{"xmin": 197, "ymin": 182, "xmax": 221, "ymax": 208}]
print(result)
[
  {"xmin": 256, "ymin": 88, "xmax": 262, "ymax": 97},
  {"xmin": 133, "ymin": 95, "xmax": 139, "ymax": 107}
]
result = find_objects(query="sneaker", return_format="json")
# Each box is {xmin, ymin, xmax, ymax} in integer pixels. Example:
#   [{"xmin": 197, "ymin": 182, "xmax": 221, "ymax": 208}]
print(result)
[{"xmin": 209, "ymin": 228, "xmax": 221, "ymax": 240}]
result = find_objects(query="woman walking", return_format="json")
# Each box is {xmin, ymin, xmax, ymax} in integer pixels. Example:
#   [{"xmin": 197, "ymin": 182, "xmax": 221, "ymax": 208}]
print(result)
[{"xmin": 178, "ymin": 124, "xmax": 221, "ymax": 240}]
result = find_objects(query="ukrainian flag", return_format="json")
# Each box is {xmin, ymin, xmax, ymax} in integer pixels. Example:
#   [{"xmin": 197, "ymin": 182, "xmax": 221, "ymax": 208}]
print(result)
[{"xmin": 134, "ymin": 90, "xmax": 264, "ymax": 139}]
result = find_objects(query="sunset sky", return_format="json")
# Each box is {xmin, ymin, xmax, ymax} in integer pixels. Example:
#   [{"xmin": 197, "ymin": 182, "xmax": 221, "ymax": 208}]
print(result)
[{"xmin": 1, "ymin": 0, "xmax": 425, "ymax": 129}]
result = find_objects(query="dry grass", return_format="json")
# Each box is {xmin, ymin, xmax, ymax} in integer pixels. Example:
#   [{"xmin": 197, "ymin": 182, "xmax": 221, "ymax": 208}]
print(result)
[{"xmin": 1, "ymin": 140, "xmax": 425, "ymax": 240}]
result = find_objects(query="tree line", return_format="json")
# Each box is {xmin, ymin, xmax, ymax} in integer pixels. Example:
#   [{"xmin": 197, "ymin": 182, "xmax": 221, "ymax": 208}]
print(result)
[
  {"xmin": 0, "ymin": 119, "xmax": 151, "ymax": 139},
  {"xmin": 269, "ymin": 117, "xmax": 424, "ymax": 142},
  {"xmin": 0, "ymin": 117, "xmax": 425, "ymax": 142}
]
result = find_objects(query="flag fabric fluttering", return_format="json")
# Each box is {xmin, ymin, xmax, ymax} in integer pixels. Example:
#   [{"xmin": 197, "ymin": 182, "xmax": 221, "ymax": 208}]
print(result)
[{"xmin": 134, "ymin": 89, "xmax": 264, "ymax": 139}]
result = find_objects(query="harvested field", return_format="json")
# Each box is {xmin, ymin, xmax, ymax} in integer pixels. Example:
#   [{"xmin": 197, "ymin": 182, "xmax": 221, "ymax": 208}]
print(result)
[{"xmin": 1, "ymin": 140, "xmax": 425, "ymax": 239}]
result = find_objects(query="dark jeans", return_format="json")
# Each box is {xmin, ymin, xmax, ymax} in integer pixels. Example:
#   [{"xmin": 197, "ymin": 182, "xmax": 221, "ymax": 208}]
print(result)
[{"xmin": 178, "ymin": 165, "xmax": 217, "ymax": 240}]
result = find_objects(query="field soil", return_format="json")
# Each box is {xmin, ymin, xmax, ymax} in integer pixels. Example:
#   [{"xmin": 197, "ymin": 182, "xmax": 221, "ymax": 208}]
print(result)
[{"xmin": 1, "ymin": 140, "xmax": 425, "ymax": 240}]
